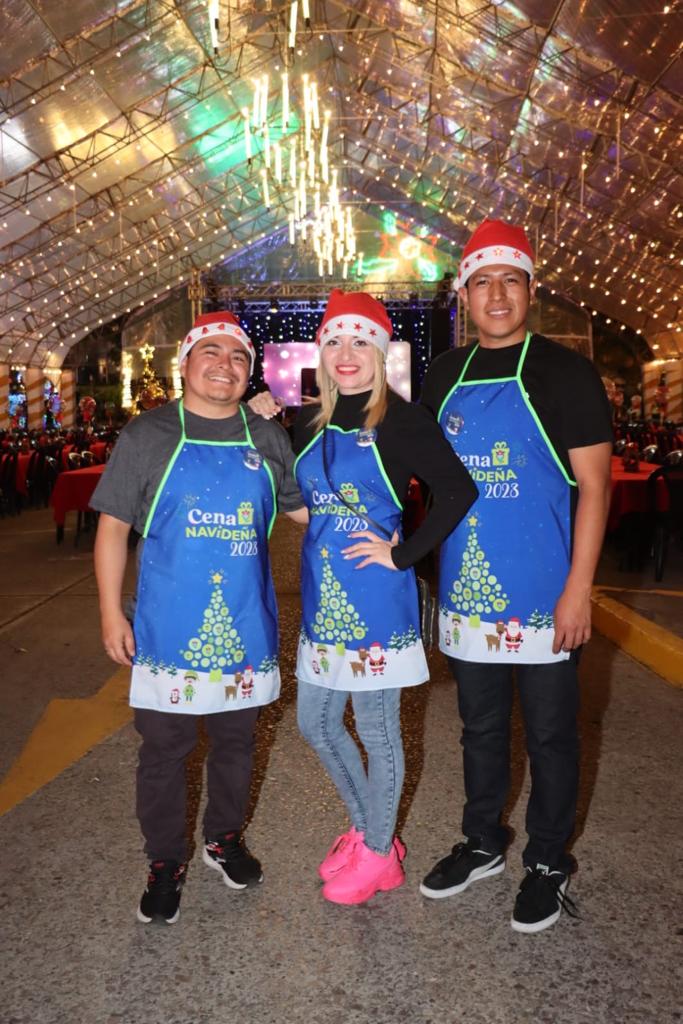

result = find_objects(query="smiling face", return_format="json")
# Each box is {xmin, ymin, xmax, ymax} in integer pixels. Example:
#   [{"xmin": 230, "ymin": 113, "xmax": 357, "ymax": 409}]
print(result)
[
  {"xmin": 180, "ymin": 335, "xmax": 251, "ymax": 418},
  {"xmin": 460, "ymin": 264, "xmax": 536, "ymax": 348},
  {"xmin": 320, "ymin": 333, "xmax": 379, "ymax": 394}
]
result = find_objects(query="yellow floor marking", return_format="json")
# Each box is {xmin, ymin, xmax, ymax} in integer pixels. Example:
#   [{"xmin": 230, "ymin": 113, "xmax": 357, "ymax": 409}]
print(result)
[
  {"xmin": 592, "ymin": 588, "xmax": 683, "ymax": 688},
  {"xmin": 0, "ymin": 668, "xmax": 132, "ymax": 816}
]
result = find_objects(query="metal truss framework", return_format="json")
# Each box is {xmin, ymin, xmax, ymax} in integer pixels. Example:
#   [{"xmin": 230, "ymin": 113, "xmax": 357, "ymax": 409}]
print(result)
[{"xmin": 0, "ymin": 0, "xmax": 681, "ymax": 366}]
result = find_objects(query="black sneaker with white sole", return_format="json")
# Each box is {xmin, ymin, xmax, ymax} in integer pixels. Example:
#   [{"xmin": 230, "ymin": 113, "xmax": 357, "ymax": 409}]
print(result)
[
  {"xmin": 419, "ymin": 838, "xmax": 505, "ymax": 898},
  {"xmin": 203, "ymin": 832, "xmax": 263, "ymax": 889},
  {"xmin": 137, "ymin": 860, "xmax": 187, "ymax": 924},
  {"xmin": 511, "ymin": 865, "xmax": 578, "ymax": 933}
]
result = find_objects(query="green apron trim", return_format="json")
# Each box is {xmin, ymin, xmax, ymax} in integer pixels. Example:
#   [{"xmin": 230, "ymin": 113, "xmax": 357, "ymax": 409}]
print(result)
[
  {"xmin": 437, "ymin": 333, "xmax": 576, "ymax": 488},
  {"xmin": 295, "ymin": 424, "xmax": 403, "ymax": 511},
  {"xmin": 141, "ymin": 403, "xmax": 187, "ymax": 538},
  {"xmin": 143, "ymin": 403, "xmax": 279, "ymax": 539},
  {"xmin": 294, "ymin": 428, "xmax": 324, "ymax": 471},
  {"xmin": 369, "ymin": 443, "xmax": 402, "ymax": 510}
]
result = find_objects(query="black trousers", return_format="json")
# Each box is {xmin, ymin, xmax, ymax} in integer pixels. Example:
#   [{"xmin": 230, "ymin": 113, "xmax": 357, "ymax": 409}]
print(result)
[
  {"xmin": 448, "ymin": 654, "xmax": 580, "ymax": 872},
  {"xmin": 134, "ymin": 706, "xmax": 260, "ymax": 863}
]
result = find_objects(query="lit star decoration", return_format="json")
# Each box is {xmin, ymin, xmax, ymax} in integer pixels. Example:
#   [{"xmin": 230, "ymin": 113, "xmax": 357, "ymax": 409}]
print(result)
[{"xmin": 211, "ymin": 571, "xmax": 224, "ymax": 584}]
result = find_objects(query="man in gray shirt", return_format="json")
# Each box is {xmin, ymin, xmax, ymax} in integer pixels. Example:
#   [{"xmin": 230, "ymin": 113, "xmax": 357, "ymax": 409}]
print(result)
[{"xmin": 92, "ymin": 311, "xmax": 306, "ymax": 925}]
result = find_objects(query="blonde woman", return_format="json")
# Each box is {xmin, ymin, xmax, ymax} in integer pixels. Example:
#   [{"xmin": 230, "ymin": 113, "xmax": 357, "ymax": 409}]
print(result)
[{"xmin": 255, "ymin": 289, "xmax": 476, "ymax": 904}]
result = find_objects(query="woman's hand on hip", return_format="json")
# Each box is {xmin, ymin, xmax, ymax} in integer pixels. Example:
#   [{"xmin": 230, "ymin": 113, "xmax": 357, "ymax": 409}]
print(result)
[{"xmin": 342, "ymin": 530, "xmax": 399, "ymax": 570}]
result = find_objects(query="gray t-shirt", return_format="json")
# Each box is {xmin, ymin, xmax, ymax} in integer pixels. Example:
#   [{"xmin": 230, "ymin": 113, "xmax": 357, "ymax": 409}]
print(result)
[{"xmin": 91, "ymin": 399, "xmax": 303, "ymax": 533}]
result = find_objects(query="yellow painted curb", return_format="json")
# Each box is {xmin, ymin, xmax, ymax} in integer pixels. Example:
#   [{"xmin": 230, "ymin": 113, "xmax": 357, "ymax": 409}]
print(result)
[
  {"xmin": 0, "ymin": 668, "xmax": 132, "ymax": 816},
  {"xmin": 592, "ymin": 589, "xmax": 683, "ymax": 688}
]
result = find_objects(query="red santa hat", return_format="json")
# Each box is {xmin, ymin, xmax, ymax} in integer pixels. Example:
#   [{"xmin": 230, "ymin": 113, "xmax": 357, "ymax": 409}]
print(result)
[
  {"xmin": 315, "ymin": 290, "xmax": 393, "ymax": 355},
  {"xmin": 178, "ymin": 312, "xmax": 255, "ymax": 371},
  {"xmin": 456, "ymin": 219, "xmax": 535, "ymax": 289}
]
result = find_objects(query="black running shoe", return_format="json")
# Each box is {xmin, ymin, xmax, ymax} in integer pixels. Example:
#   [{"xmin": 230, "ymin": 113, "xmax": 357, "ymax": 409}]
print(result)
[
  {"xmin": 420, "ymin": 838, "xmax": 505, "ymax": 899},
  {"xmin": 137, "ymin": 860, "xmax": 186, "ymax": 924},
  {"xmin": 203, "ymin": 832, "xmax": 263, "ymax": 889},
  {"xmin": 511, "ymin": 865, "xmax": 578, "ymax": 933}
]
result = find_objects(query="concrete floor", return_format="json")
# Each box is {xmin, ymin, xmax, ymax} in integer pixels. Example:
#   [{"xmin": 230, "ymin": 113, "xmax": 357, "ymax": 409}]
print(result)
[{"xmin": 1, "ymin": 507, "xmax": 681, "ymax": 1024}]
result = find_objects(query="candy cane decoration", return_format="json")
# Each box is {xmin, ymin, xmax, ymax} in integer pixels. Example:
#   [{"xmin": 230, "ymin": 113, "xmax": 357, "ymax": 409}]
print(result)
[{"xmin": 25, "ymin": 368, "xmax": 44, "ymax": 430}]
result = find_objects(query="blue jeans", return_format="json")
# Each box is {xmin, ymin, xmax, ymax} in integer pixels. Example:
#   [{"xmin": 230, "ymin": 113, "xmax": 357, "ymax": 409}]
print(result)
[{"xmin": 297, "ymin": 681, "xmax": 404, "ymax": 855}]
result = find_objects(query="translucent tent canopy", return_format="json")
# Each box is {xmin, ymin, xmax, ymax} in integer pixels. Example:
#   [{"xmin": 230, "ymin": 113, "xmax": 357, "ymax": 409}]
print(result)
[{"xmin": 1, "ymin": 0, "xmax": 681, "ymax": 367}]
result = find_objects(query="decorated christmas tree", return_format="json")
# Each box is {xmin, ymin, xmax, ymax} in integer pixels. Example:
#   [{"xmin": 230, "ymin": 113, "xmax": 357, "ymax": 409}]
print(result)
[
  {"xmin": 450, "ymin": 514, "xmax": 510, "ymax": 628},
  {"xmin": 181, "ymin": 571, "xmax": 245, "ymax": 681},
  {"xmin": 312, "ymin": 548, "xmax": 368, "ymax": 654}
]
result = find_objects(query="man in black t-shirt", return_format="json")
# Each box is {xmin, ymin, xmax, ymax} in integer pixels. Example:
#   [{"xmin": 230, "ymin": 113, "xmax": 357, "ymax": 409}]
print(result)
[{"xmin": 418, "ymin": 219, "xmax": 613, "ymax": 934}]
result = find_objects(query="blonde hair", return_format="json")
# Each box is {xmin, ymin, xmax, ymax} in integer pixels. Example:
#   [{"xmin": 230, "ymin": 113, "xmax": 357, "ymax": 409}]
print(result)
[{"xmin": 312, "ymin": 344, "xmax": 389, "ymax": 431}]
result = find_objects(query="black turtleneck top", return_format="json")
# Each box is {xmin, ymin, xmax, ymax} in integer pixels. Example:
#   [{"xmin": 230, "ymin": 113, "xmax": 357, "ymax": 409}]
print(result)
[{"xmin": 292, "ymin": 389, "xmax": 478, "ymax": 570}]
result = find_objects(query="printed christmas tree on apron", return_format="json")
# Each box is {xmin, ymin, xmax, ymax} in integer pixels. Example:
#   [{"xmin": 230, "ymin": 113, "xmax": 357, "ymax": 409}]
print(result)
[
  {"xmin": 180, "ymin": 571, "xmax": 246, "ymax": 682},
  {"xmin": 450, "ymin": 514, "xmax": 510, "ymax": 628},
  {"xmin": 312, "ymin": 547, "xmax": 368, "ymax": 656}
]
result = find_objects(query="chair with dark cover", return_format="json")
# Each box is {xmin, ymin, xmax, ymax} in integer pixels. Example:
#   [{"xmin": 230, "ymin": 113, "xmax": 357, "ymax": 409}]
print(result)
[
  {"xmin": 0, "ymin": 452, "xmax": 19, "ymax": 516},
  {"xmin": 663, "ymin": 449, "xmax": 683, "ymax": 466},
  {"xmin": 640, "ymin": 444, "xmax": 661, "ymax": 464},
  {"xmin": 649, "ymin": 465, "xmax": 683, "ymax": 581}
]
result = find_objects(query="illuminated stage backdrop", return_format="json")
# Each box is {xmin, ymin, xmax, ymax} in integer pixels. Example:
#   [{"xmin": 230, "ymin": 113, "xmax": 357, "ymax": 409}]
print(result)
[{"xmin": 262, "ymin": 341, "xmax": 413, "ymax": 406}]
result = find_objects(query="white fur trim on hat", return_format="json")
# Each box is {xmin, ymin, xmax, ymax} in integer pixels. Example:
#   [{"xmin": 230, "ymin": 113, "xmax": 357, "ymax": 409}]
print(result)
[
  {"xmin": 178, "ymin": 321, "xmax": 255, "ymax": 370},
  {"xmin": 457, "ymin": 245, "xmax": 534, "ymax": 289},
  {"xmin": 317, "ymin": 313, "xmax": 390, "ymax": 354}
]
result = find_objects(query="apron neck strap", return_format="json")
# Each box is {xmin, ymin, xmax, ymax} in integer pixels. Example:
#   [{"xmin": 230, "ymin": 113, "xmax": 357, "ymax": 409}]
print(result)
[
  {"xmin": 515, "ymin": 331, "xmax": 533, "ymax": 380},
  {"xmin": 178, "ymin": 400, "xmax": 252, "ymax": 444},
  {"xmin": 456, "ymin": 330, "xmax": 532, "ymax": 386},
  {"xmin": 239, "ymin": 404, "xmax": 254, "ymax": 446},
  {"xmin": 456, "ymin": 344, "xmax": 479, "ymax": 386}
]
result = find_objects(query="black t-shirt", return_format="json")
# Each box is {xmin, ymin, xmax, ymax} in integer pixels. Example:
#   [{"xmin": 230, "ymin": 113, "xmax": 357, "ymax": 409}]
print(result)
[
  {"xmin": 420, "ymin": 334, "xmax": 614, "ymax": 478},
  {"xmin": 292, "ymin": 390, "xmax": 478, "ymax": 570}
]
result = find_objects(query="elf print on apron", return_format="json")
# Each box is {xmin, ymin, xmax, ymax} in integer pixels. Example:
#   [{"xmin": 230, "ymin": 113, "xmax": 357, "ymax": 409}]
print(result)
[
  {"xmin": 130, "ymin": 402, "xmax": 280, "ymax": 713},
  {"xmin": 295, "ymin": 426, "xmax": 428, "ymax": 691},
  {"xmin": 438, "ymin": 333, "xmax": 574, "ymax": 664}
]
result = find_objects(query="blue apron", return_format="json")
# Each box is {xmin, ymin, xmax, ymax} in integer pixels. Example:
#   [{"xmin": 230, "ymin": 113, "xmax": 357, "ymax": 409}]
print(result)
[
  {"xmin": 437, "ymin": 333, "xmax": 574, "ymax": 664},
  {"xmin": 130, "ymin": 402, "xmax": 280, "ymax": 713},
  {"xmin": 294, "ymin": 425, "xmax": 428, "ymax": 691}
]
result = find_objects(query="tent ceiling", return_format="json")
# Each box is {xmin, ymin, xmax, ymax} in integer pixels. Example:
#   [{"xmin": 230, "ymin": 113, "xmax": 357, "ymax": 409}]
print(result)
[{"xmin": 1, "ymin": 0, "xmax": 682, "ymax": 367}]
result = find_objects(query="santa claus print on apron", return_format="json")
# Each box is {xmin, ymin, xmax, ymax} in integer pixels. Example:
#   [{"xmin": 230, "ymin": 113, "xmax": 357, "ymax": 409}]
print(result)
[
  {"xmin": 294, "ymin": 426, "xmax": 428, "ymax": 691},
  {"xmin": 437, "ymin": 333, "xmax": 575, "ymax": 664},
  {"xmin": 130, "ymin": 403, "xmax": 281, "ymax": 714}
]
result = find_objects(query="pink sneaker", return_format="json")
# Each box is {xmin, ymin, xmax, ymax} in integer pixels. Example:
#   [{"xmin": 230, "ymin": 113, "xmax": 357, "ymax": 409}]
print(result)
[
  {"xmin": 322, "ymin": 839, "xmax": 405, "ymax": 905},
  {"xmin": 318, "ymin": 827, "xmax": 363, "ymax": 881}
]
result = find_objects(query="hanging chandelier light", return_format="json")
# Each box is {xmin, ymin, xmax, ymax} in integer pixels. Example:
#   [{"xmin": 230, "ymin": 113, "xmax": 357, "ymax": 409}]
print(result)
[{"xmin": 242, "ymin": 69, "xmax": 357, "ymax": 277}]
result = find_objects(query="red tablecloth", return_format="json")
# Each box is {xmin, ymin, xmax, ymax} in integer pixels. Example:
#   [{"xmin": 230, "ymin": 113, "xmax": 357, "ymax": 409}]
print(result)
[
  {"xmin": 608, "ymin": 456, "xmax": 668, "ymax": 532},
  {"xmin": 50, "ymin": 464, "xmax": 105, "ymax": 527}
]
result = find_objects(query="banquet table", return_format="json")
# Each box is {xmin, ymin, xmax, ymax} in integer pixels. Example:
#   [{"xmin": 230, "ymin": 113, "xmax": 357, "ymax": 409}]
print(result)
[
  {"xmin": 50, "ymin": 464, "xmax": 105, "ymax": 541},
  {"xmin": 608, "ymin": 456, "xmax": 668, "ymax": 532}
]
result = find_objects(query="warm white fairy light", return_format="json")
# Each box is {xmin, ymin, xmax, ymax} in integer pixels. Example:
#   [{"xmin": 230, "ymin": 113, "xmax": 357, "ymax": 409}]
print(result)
[
  {"xmin": 288, "ymin": 1, "xmax": 298, "ymax": 48},
  {"xmin": 208, "ymin": 0, "xmax": 220, "ymax": 51},
  {"xmin": 121, "ymin": 351, "xmax": 133, "ymax": 408},
  {"xmin": 170, "ymin": 355, "xmax": 182, "ymax": 396}
]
